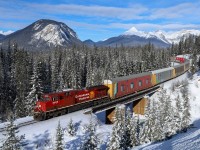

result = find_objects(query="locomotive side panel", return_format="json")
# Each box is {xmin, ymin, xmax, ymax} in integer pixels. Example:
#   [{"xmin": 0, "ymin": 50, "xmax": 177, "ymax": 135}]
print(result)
[{"xmin": 42, "ymin": 92, "xmax": 76, "ymax": 111}]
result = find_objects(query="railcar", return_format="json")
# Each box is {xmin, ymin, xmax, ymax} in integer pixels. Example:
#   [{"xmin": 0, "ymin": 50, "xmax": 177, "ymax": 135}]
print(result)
[
  {"xmin": 173, "ymin": 63, "xmax": 185, "ymax": 77},
  {"xmin": 104, "ymin": 72, "xmax": 152, "ymax": 99},
  {"xmin": 151, "ymin": 67, "xmax": 175, "ymax": 86},
  {"xmin": 34, "ymin": 85, "xmax": 109, "ymax": 120},
  {"xmin": 184, "ymin": 61, "xmax": 190, "ymax": 72}
]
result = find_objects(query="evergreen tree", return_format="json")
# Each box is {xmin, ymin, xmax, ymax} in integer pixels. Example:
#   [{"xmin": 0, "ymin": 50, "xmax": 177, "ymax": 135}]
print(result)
[
  {"xmin": 130, "ymin": 113, "xmax": 138, "ymax": 148},
  {"xmin": 66, "ymin": 118, "xmax": 76, "ymax": 136},
  {"xmin": 25, "ymin": 61, "xmax": 43, "ymax": 116},
  {"xmin": 174, "ymin": 94, "xmax": 182, "ymax": 133},
  {"xmin": 181, "ymin": 83, "xmax": 191, "ymax": 132},
  {"xmin": 136, "ymin": 115, "xmax": 142, "ymax": 145},
  {"xmin": 124, "ymin": 108, "xmax": 132, "ymax": 148},
  {"xmin": 107, "ymin": 105, "xmax": 126, "ymax": 150},
  {"xmin": 162, "ymin": 91, "xmax": 175, "ymax": 138},
  {"xmin": 81, "ymin": 119, "xmax": 99, "ymax": 150},
  {"xmin": 1, "ymin": 113, "xmax": 25, "ymax": 150},
  {"xmin": 55, "ymin": 121, "xmax": 64, "ymax": 150}
]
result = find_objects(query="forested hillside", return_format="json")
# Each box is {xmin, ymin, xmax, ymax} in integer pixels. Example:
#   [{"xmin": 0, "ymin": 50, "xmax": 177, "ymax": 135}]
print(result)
[{"xmin": 0, "ymin": 34, "xmax": 200, "ymax": 122}]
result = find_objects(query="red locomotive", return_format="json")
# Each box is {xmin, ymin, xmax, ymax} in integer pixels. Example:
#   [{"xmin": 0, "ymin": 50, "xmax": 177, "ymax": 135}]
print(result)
[
  {"xmin": 34, "ymin": 85, "xmax": 109, "ymax": 120},
  {"xmin": 176, "ymin": 56, "xmax": 185, "ymax": 63}
]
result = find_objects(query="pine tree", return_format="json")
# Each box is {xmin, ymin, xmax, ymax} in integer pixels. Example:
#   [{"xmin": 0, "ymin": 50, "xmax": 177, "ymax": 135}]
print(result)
[
  {"xmin": 162, "ymin": 92, "xmax": 175, "ymax": 139},
  {"xmin": 153, "ymin": 100, "xmax": 164, "ymax": 141},
  {"xmin": 55, "ymin": 121, "xmax": 64, "ymax": 150},
  {"xmin": 130, "ymin": 113, "xmax": 138, "ymax": 148},
  {"xmin": 174, "ymin": 94, "xmax": 182, "ymax": 133},
  {"xmin": 181, "ymin": 84, "xmax": 191, "ymax": 132},
  {"xmin": 140, "ymin": 98, "xmax": 159, "ymax": 143},
  {"xmin": 25, "ymin": 63, "xmax": 39, "ymax": 116},
  {"xmin": 136, "ymin": 115, "xmax": 142, "ymax": 145},
  {"xmin": 66, "ymin": 118, "xmax": 76, "ymax": 136},
  {"xmin": 1, "ymin": 113, "xmax": 25, "ymax": 150},
  {"xmin": 81, "ymin": 119, "xmax": 99, "ymax": 150},
  {"xmin": 124, "ymin": 108, "xmax": 132, "ymax": 148},
  {"xmin": 107, "ymin": 105, "xmax": 126, "ymax": 150}
]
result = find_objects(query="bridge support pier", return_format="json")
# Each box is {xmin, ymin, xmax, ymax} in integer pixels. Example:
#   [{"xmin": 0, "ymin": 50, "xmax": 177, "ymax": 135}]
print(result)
[
  {"xmin": 133, "ymin": 97, "xmax": 147, "ymax": 115},
  {"xmin": 103, "ymin": 97, "xmax": 148, "ymax": 124}
]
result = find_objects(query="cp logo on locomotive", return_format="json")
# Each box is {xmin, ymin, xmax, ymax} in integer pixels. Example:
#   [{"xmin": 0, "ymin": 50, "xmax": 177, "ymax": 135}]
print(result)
[{"xmin": 89, "ymin": 91, "xmax": 95, "ymax": 99}]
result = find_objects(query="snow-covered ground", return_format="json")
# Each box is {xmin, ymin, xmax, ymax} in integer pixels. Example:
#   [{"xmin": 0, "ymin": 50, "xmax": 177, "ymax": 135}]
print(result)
[
  {"xmin": 0, "ymin": 71, "xmax": 200, "ymax": 149},
  {"xmin": 135, "ymin": 71, "xmax": 200, "ymax": 150}
]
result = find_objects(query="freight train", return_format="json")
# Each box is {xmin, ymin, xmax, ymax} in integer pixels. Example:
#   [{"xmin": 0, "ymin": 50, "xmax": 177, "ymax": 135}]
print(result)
[{"xmin": 34, "ymin": 57, "xmax": 190, "ymax": 121}]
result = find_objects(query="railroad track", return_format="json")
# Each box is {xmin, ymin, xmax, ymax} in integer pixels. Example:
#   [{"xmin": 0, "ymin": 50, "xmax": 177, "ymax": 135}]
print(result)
[{"xmin": 0, "ymin": 120, "xmax": 37, "ymax": 133}]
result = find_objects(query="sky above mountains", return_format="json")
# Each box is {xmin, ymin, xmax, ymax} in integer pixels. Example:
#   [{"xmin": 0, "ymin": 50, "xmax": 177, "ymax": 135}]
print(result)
[{"xmin": 1, "ymin": 0, "xmax": 200, "ymax": 41}]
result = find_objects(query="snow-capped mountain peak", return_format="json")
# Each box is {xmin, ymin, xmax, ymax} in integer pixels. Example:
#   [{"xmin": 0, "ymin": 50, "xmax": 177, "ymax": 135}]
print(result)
[
  {"xmin": 30, "ymin": 19, "xmax": 79, "ymax": 47},
  {"xmin": 123, "ymin": 27, "xmax": 169, "ymax": 44},
  {"xmin": 123, "ymin": 27, "xmax": 200, "ymax": 44},
  {"xmin": 0, "ymin": 19, "xmax": 82, "ymax": 51},
  {"xmin": 165, "ymin": 29, "xmax": 200, "ymax": 44},
  {"xmin": 124, "ymin": 27, "xmax": 147, "ymax": 37}
]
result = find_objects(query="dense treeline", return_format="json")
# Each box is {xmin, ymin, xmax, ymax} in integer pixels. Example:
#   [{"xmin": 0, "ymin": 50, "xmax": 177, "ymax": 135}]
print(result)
[{"xmin": 0, "ymin": 42, "xmax": 171, "ymax": 121}]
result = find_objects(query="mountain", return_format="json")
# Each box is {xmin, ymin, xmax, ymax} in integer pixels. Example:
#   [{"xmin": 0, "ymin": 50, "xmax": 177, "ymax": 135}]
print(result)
[
  {"xmin": 164, "ymin": 29, "xmax": 200, "ymax": 43},
  {"xmin": 83, "ymin": 39, "xmax": 96, "ymax": 47},
  {"xmin": 93, "ymin": 27, "xmax": 200, "ymax": 48},
  {"xmin": 0, "ymin": 34, "xmax": 5, "ymax": 40},
  {"xmin": 95, "ymin": 28, "xmax": 169, "ymax": 47},
  {"xmin": 124, "ymin": 27, "xmax": 200, "ymax": 44},
  {"xmin": 0, "ymin": 19, "xmax": 82, "ymax": 51}
]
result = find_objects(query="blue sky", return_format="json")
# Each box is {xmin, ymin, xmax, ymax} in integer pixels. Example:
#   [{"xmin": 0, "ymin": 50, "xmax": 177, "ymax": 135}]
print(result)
[{"xmin": 0, "ymin": 0, "xmax": 200, "ymax": 41}]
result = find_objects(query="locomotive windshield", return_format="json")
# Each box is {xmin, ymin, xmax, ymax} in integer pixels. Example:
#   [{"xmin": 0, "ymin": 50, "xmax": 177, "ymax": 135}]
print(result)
[{"xmin": 40, "ymin": 95, "xmax": 50, "ymax": 101}]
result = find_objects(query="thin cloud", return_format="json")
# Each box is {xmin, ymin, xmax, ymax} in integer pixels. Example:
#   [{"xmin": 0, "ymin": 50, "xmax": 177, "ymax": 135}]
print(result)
[
  {"xmin": 27, "ymin": 3, "xmax": 148, "ymax": 20},
  {"xmin": 66, "ymin": 21, "xmax": 200, "ymax": 32},
  {"xmin": 149, "ymin": 2, "xmax": 200, "ymax": 20},
  {"xmin": 110, "ymin": 23, "xmax": 200, "ymax": 32}
]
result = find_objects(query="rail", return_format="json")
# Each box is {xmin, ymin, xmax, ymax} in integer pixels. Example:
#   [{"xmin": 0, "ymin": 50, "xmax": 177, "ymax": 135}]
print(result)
[{"xmin": 0, "ymin": 120, "xmax": 37, "ymax": 133}]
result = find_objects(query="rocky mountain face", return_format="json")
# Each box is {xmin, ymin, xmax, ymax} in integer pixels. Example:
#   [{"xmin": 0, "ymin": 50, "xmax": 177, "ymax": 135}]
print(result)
[
  {"xmin": 95, "ymin": 34, "xmax": 169, "ymax": 47},
  {"xmin": 0, "ymin": 34, "xmax": 5, "ymax": 40},
  {"xmin": 0, "ymin": 19, "xmax": 82, "ymax": 51}
]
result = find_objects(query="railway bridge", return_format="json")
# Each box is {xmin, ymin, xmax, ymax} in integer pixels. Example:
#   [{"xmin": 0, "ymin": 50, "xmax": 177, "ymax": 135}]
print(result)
[{"xmin": 92, "ymin": 85, "xmax": 160, "ymax": 124}]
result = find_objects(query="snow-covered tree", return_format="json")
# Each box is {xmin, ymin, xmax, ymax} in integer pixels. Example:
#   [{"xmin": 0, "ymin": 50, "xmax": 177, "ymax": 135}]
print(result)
[
  {"xmin": 55, "ymin": 121, "xmax": 64, "ymax": 150},
  {"xmin": 1, "ymin": 113, "xmax": 25, "ymax": 150},
  {"xmin": 81, "ymin": 119, "xmax": 99, "ymax": 150},
  {"xmin": 174, "ymin": 94, "xmax": 182, "ymax": 133},
  {"xmin": 107, "ymin": 105, "xmax": 126, "ymax": 150},
  {"xmin": 25, "ymin": 61, "xmax": 44, "ymax": 115},
  {"xmin": 66, "ymin": 118, "xmax": 76, "ymax": 136},
  {"xmin": 130, "ymin": 113, "xmax": 139, "ymax": 147},
  {"xmin": 124, "ymin": 108, "xmax": 132, "ymax": 148},
  {"xmin": 138, "ymin": 97, "xmax": 158, "ymax": 143},
  {"xmin": 181, "ymin": 83, "xmax": 191, "ymax": 132}
]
